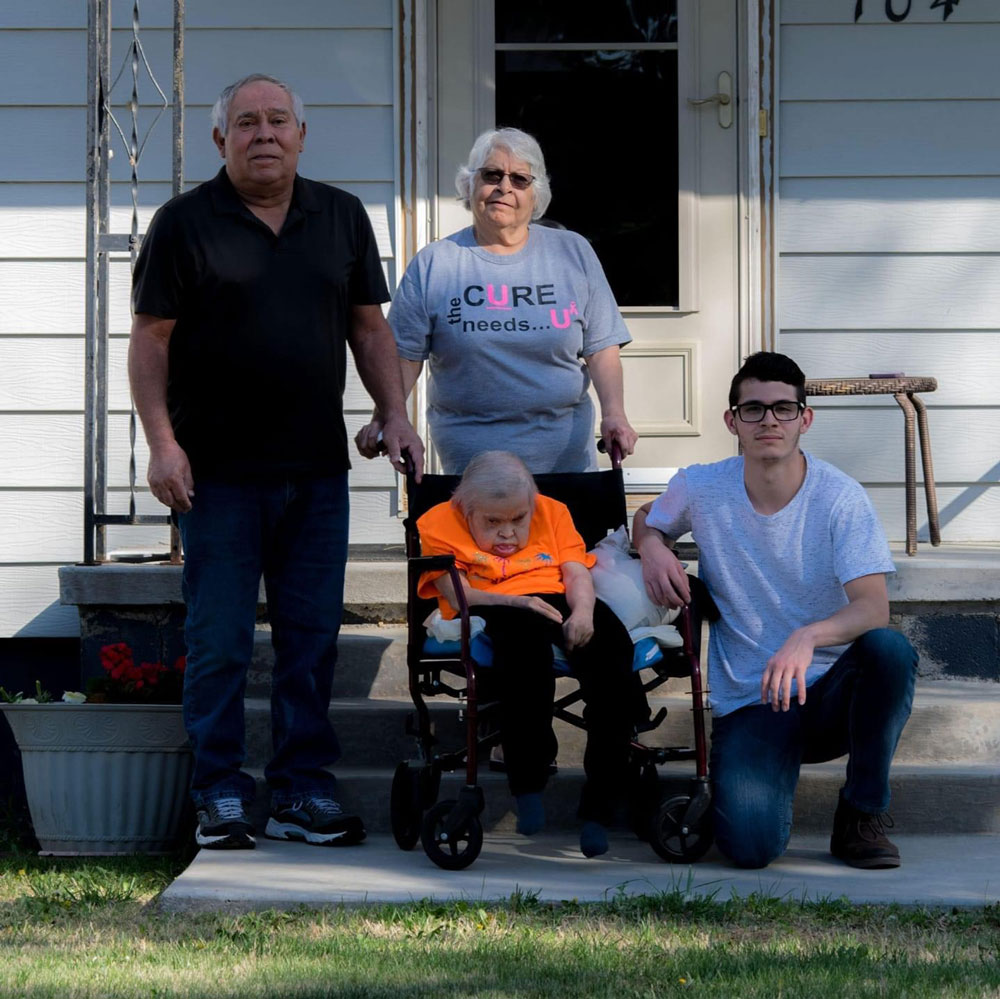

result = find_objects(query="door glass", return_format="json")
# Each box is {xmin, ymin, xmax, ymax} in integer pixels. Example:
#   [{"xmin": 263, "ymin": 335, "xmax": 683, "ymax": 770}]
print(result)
[{"xmin": 495, "ymin": 2, "xmax": 679, "ymax": 307}]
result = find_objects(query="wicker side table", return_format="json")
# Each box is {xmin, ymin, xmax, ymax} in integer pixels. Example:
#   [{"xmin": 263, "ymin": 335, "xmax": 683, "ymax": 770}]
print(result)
[{"xmin": 804, "ymin": 377, "xmax": 941, "ymax": 556}]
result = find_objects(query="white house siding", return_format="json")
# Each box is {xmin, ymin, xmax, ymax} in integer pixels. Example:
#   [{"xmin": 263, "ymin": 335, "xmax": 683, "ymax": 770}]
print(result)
[
  {"xmin": 777, "ymin": 1, "xmax": 1000, "ymax": 543},
  {"xmin": 0, "ymin": 0, "xmax": 402, "ymax": 637}
]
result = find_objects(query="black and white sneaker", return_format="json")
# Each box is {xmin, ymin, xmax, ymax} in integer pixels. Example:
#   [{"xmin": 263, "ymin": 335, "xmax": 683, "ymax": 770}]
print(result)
[
  {"xmin": 265, "ymin": 797, "xmax": 366, "ymax": 846},
  {"xmin": 195, "ymin": 797, "xmax": 256, "ymax": 849}
]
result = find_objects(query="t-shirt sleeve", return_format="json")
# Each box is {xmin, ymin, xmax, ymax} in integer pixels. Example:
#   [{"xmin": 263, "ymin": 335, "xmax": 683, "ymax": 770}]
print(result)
[
  {"xmin": 575, "ymin": 234, "xmax": 631, "ymax": 356},
  {"xmin": 830, "ymin": 482, "xmax": 896, "ymax": 586},
  {"xmin": 349, "ymin": 199, "xmax": 391, "ymax": 306},
  {"xmin": 388, "ymin": 256, "xmax": 432, "ymax": 361},
  {"xmin": 131, "ymin": 204, "xmax": 184, "ymax": 318},
  {"xmin": 552, "ymin": 501, "xmax": 597, "ymax": 569},
  {"xmin": 415, "ymin": 503, "xmax": 466, "ymax": 600},
  {"xmin": 643, "ymin": 468, "xmax": 692, "ymax": 540}
]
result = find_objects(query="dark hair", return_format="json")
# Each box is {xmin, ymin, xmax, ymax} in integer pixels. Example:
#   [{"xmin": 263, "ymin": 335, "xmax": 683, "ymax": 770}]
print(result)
[{"xmin": 729, "ymin": 352, "xmax": 807, "ymax": 407}]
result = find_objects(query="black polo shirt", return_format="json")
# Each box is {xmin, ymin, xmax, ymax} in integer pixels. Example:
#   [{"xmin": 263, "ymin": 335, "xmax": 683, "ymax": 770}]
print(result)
[{"xmin": 132, "ymin": 167, "xmax": 389, "ymax": 480}]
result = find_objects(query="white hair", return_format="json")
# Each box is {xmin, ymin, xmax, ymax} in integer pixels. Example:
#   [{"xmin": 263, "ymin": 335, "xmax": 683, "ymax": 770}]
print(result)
[
  {"xmin": 454, "ymin": 128, "xmax": 552, "ymax": 221},
  {"xmin": 451, "ymin": 451, "xmax": 538, "ymax": 518},
  {"xmin": 211, "ymin": 74, "xmax": 305, "ymax": 133}
]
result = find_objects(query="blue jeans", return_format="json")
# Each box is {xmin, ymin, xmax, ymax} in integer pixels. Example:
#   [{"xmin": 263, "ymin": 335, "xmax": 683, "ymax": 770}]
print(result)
[
  {"xmin": 709, "ymin": 628, "xmax": 918, "ymax": 869},
  {"xmin": 178, "ymin": 474, "xmax": 349, "ymax": 809}
]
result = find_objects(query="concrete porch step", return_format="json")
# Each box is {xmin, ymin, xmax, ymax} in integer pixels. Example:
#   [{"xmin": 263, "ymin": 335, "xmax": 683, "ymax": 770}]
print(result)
[
  {"xmin": 242, "ymin": 679, "xmax": 1000, "ymax": 770},
  {"xmin": 242, "ymin": 761, "xmax": 1000, "ymax": 837}
]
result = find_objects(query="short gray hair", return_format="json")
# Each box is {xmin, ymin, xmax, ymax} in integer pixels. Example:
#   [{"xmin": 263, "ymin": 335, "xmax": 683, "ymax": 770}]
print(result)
[
  {"xmin": 452, "ymin": 451, "xmax": 538, "ymax": 518},
  {"xmin": 454, "ymin": 128, "xmax": 552, "ymax": 221},
  {"xmin": 211, "ymin": 74, "xmax": 305, "ymax": 133}
]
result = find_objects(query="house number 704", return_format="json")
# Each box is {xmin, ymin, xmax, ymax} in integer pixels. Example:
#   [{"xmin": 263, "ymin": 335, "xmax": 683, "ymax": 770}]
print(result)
[{"xmin": 854, "ymin": 0, "xmax": 960, "ymax": 20}]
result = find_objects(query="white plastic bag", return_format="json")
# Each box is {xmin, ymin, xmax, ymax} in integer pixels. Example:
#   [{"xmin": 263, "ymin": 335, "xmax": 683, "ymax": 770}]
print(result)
[{"xmin": 590, "ymin": 526, "xmax": 680, "ymax": 637}]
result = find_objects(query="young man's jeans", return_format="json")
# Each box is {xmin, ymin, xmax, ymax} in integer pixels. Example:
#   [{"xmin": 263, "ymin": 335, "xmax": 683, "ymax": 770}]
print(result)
[
  {"xmin": 709, "ymin": 628, "xmax": 918, "ymax": 869},
  {"xmin": 178, "ymin": 474, "xmax": 349, "ymax": 810}
]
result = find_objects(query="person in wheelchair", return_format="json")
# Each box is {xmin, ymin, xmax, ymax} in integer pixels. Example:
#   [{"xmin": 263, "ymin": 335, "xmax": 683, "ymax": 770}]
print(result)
[{"xmin": 416, "ymin": 450, "xmax": 635, "ymax": 858}]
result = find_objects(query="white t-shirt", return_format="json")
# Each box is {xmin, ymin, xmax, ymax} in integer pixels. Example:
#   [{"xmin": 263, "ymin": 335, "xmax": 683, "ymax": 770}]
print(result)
[{"xmin": 645, "ymin": 453, "xmax": 896, "ymax": 716}]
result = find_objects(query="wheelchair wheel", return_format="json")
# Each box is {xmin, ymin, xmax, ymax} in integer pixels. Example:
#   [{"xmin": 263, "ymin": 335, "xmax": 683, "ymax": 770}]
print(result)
[
  {"xmin": 390, "ymin": 762, "xmax": 423, "ymax": 850},
  {"xmin": 420, "ymin": 799, "xmax": 483, "ymax": 870},
  {"xmin": 628, "ymin": 762, "xmax": 661, "ymax": 842},
  {"xmin": 649, "ymin": 793, "xmax": 713, "ymax": 863}
]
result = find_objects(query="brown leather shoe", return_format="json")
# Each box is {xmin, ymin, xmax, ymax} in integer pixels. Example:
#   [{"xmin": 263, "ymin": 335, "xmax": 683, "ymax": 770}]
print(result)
[{"xmin": 830, "ymin": 796, "xmax": 901, "ymax": 869}]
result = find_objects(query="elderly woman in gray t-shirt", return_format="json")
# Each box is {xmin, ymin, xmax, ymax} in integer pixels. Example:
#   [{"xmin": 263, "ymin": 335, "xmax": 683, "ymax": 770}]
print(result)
[{"xmin": 355, "ymin": 127, "xmax": 637, "ymax": 474}]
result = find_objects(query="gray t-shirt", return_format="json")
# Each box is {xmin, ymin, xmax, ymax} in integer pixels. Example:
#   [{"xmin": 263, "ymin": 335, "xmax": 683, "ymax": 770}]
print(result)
[
  {"xmin": 389, "ymin": 224, "xmax": 630, "ymax": 473},
  {"xmin": 645, "ymin": 453, "xmax": 896, "ymax": 716}
]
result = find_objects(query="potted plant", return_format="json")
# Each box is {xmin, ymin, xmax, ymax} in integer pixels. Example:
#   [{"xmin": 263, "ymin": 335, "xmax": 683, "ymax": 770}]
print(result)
[{"xmin": 0, "ymin": 644, "xmax": 192, "ymax": 856}]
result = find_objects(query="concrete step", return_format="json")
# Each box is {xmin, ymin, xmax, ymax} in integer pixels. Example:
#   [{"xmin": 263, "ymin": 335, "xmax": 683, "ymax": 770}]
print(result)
[
  {"xmin": 242, "ymin": 761, "xmax": 1000, "ymax": 837},
  {"xmin": 242, "ymin": 679, "xmax": 1000, "ymax": 771}
]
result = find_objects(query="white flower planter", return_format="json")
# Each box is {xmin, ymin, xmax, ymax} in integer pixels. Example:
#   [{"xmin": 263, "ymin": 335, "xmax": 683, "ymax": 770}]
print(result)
[{"xmin": 0, "ymin": 702, "xmax": 193, "ymax": 855}]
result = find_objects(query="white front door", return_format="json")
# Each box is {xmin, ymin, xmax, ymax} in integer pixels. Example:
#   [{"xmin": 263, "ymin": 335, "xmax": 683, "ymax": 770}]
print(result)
[{"xmin": 434, "ymin": 0, "xmax": 741, "ymax": 468}]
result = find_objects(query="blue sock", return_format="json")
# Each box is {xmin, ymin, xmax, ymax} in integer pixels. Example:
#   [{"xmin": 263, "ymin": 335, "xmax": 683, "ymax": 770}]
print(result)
[
  {"xmin": 515, "ymin": 793, "xmax": 545, "ymax": 835},
  {"xmin": 580, "ymin": 821, "xmax": 609, "ymax": 858}
]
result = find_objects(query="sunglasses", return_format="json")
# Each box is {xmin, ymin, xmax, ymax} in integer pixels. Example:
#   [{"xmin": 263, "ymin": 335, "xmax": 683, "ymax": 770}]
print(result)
[{"xmin": 478, "ymin": 168, "xmax": 535, "ymax": 190}]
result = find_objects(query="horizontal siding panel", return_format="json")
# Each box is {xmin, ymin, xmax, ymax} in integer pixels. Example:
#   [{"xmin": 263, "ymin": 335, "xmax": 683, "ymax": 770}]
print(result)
[
  {"xmin": 0, "ymin": 182, "xmax": 394, "ymax": 258},
  {"xmin": 867, "ymin": 484, "xmax": 1000, "ymax": 545},
  {"xmin": 0, "ymin": 106, "xmax": 394, "ymax": 183},
  {"xmin": 781, "ymin": 24, "xmax": 1000, "ymax": 99},
  {"xmin": 0, "ymin": 566, "xmax": 80, "ymax": 638},
  {"xmin": 780, "ymin": 177, "xmax": 1000, "ymax": 253},
  {"xmin": 804, "ymin": 409, "xmax": 1000, "ymax": 484},
  {"xmin": 782, "ymin": 330, "xmax": 1000, "ymax": 406},
  {"xmin": 780, "ymin": 101, "xmax": 1000, "ymax": 177},
  {"xmin": 782, "ymin": 2, "xmax": 999, "ymax": 24},
  {"xmin": 0, "ymin": 0, "xmax": 393, "ymax": 29},
  {"xmin": 779, "ymin": 255, "xmax": 1000, "ymax": 329}
]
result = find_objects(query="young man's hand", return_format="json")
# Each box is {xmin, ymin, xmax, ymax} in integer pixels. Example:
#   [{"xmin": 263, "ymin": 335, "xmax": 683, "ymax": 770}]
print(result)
[
  {"xmin": 562, "ymin": 610, "xmax": 595, "ymax": 651},
  {"xmin": 761, "ymin": 628, "xmax": 816, "ymax": 711}
]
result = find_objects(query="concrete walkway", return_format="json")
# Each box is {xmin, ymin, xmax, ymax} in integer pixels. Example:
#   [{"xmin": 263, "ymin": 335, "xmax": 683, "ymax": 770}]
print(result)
[{"xmin": 159, "ymin": 832, "xmax": 1000, "ymax": 913}]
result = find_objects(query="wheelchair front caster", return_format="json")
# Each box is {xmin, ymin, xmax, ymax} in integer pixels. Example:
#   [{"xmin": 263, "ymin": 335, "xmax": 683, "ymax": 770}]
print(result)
[
  {"xmin": 390, "ymin": 762, "xmax": 423, "ymax": 850},
  {"xmin": 649, "ymin": 793, "xmax": 713, "ymax": 863},
  {"xmin": 420, "ymin": 799, "xmax": 483, "ymax": 870}
]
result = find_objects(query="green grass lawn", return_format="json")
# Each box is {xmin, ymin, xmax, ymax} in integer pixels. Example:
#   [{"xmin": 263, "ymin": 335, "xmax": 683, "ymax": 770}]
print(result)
[{"xmin": 0, "ymin": 853, "xmax": 997, "ymax": 998}]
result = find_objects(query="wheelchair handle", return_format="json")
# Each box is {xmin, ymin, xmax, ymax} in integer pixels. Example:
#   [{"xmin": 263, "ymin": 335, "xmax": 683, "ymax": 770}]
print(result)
[{"xmin": 596, "ymin": 438, "xmax": 624, "ymax": 469}]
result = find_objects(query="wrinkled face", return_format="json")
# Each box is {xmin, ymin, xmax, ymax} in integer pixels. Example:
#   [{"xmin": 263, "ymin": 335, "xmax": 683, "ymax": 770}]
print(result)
[
  {"xmin": 466, "ymin": 494, "xmax": 534, "ymax": 557},
  {"xmin": 724, "ymin": 378, "xmax": 813, "ymax": 462},
  {"xmin": 471, "ymin": 148, "xmax": 536, "ymax": 233},
  {"xmin": 213, "ymin": 80, "xmax": 305, "ymax": 197}
]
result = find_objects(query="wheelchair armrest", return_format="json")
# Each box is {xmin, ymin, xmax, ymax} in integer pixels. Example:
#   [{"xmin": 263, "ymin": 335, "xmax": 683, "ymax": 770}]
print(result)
[{"xmin": 409, "ymin": 554, "xmax": 458, "ymax": 573}]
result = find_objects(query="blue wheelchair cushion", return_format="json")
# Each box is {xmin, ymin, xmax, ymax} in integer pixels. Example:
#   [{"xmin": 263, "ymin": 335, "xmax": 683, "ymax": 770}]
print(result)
[{"xmin": 421, "ymin": 633, "xmax": 663, "ymax": 674}]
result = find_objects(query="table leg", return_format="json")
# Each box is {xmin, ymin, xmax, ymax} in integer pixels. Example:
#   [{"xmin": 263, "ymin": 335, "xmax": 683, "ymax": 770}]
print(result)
[
  {"xmin": 894, "ymin": 392, "xmax": 917, "ymax": 556},
  {"xmin": 909, "ymin": 393, "xmax": 942, "ymax": 547}
]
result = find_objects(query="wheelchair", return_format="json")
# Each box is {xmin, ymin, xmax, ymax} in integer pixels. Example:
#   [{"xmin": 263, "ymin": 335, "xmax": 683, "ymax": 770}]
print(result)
[{"xmin": 389, "ymin": 452, "xmax": 717, "ymax": 870}]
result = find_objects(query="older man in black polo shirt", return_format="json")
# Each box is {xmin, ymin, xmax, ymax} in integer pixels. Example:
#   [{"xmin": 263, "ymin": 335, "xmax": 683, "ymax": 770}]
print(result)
[{"xmin": 129, "ymin": 73, "xmax": 423, "ymax": 850}]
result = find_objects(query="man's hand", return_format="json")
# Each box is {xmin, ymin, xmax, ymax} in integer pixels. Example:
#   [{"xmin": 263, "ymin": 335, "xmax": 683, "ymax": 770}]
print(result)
[
  {"xmin": 761, "ymin": 627, "xmax": 816, "ymax": 712},
  {"xmin": 638, "ymin": 540, "xmax": 691, "ymax": 608},
  {"xmin": 562, "ymin": 609, "xmax": 595, "ymax": 651},
  {"xmin": 147, "ymin": 440, "xmax": 194, "ymax": 513},
  {"xmin": 354, "ymin": 415, "xmax": 385, "ymax": 458},
  {"xmin": 380, "ymin": 413, "xmax": 425, "ymax": 481}
]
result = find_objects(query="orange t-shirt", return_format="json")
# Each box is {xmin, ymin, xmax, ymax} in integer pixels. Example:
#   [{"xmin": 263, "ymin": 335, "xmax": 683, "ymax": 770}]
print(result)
[{"xmin": 416, "ymin": 493, "xmax": 597, "ymax": 619}]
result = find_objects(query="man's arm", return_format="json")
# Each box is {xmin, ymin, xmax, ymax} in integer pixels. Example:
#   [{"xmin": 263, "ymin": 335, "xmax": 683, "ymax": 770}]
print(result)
[
  {"xmin": 585, "ymin": 344, "xmax": 638, "ymax": 457},
  {"xmin": 354, "ymin": 357, "xmax": 423, "ymax": 458},
  {"xmin": 128, "ymin": 313, "xmax": 194, "ymax": 512},
  {"xmin": 347, "ymin": 304, "xmax": 425, "ymax": 480},
  {"xmin": 633, "ymin": 503, "xmax": 692, "ymax": 607},
  {"xmin": 761, "ymin": 572, "xmax": 890, "ymax": 712}
]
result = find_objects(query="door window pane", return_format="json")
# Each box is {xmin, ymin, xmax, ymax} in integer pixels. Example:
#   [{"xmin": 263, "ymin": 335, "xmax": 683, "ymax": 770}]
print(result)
[
  {"xmin": 496, "ymin": 1, "xmax": 677, "ymax": 44},
  {"xmin": 496, "ymin": 46, "xmax": 678, "ymax": 306}
]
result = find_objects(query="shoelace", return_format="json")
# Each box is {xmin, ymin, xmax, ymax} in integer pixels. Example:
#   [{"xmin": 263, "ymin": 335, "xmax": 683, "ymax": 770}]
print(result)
[
  {"xmin": 857, "ymin": 811, "xmax": 894, "ymax": 842},
  {"xmin": 292, "ymin": 797, "xmax": 344, "ymax": 817},
  {"xmin": 211, "ymin": 798, "xmax": 246, "ymax": 821}
]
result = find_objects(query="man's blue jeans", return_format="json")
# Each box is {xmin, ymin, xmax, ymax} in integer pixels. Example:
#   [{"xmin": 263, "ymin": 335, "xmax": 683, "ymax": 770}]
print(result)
[
  {"xmin": 709, "ymin": 628, "xmax": 918, "ymax": 869},
  {"xmin": 178, "ymin": 474, "xmax": 349, "ymax": 809}
]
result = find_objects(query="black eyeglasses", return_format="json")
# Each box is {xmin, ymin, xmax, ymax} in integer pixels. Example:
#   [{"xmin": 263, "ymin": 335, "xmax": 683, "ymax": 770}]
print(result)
[
  {"xmin": 730, "ymin": 401, "xmax": 805, "ymax": 423},
  {"xmin": 478, "ymin": 168, "xmax": 535, "ymax": 190}
]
